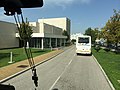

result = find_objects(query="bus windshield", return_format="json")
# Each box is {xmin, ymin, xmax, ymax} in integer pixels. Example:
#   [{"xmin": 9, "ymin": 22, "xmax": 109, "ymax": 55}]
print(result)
[{"xmin": 78, "ymin": 37, "xmax": 89, "ymax": 43}]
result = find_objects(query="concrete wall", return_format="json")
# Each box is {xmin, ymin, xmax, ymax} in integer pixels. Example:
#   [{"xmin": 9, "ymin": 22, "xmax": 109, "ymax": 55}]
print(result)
[
  {"xmin": 38, "ymin": 17, "xmax": 71, "ymax": 35},
  {"xmin": 0, "ymin": 21, "xmax": 19, "ymax": 49},
  {"xmin": 43, "ymin": 23, "xmax": 62, "ymax": 35},
  {"xmin": 28, "ymin": 21, "xmax": 67, "ymax": 39},
  {"xmin": 29, "ymin": 22, "xmax": 39, "ymax": 33},
  {"xmin": 29, "ymin": 22, "xmax": 44, "ymax": 33}
]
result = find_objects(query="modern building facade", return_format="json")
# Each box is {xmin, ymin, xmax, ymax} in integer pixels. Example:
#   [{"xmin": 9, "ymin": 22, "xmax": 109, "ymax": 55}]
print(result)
[
  {"xmin": 24, "ymin": 21, "xmax": 67, "ymax": 49},
  {"xmin": 0, "ymin": 17, "xmax": 71, "ymax": 49},
  {"xmin": 38, "ymin": 17, "xmax": 71, "ymax": 37},
  {"xmin": 26, "ymin": 17, "xmax": 70, "ymax": 49}
]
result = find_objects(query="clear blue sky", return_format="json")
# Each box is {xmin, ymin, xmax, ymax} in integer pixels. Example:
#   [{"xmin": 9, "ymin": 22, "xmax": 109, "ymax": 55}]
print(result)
[{"xmin": 0, "ymin": 0, "xmax": 120, "ymax": 34}]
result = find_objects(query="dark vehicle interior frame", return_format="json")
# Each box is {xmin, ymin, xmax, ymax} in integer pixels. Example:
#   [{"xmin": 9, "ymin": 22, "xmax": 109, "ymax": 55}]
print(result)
[{"xmin": 0, "ymin": 0, "xmax": 43, "ymax": 90}]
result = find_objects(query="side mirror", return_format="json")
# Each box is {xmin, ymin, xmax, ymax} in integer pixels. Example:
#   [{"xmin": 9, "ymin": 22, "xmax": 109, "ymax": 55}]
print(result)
[
  {"xmin": 0, "ymin": 0, "xmax": 43, "ymax": 8},
  {"xmin": 0, "ymin": 0, "xmax": 43, "ymax": 15},
  {"xmin": 0, "ymin": 84, "xmax": 15, "ymax": 90}
]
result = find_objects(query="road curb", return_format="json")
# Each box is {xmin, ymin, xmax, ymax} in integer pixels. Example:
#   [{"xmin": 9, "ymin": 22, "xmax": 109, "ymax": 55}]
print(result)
[
  {"xmin": 0, "ymin": 50, "xmax": 64, "ymax": 83},
  {"xmin": 92, "ymin": 55, "xmax": 115, "ymax": 90}
]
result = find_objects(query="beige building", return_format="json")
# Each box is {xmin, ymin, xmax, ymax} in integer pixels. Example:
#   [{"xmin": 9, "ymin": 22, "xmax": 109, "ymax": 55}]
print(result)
[
  {"xmin": 38, "ymin": 17, "xmax": 71, "ymax": 36},
  {"xmin": 0, "ymin": 21, "xmax": 19, "ymax": 49},
  {"xmin": 25, "ymin": 21, "xmax": 67, "ymax": 49},
  {"xmin": 0, "ymin": 17, "xmax": 71, "ymax": 49},
  {"xmin": 16, "ymin": 17, "xmax": 70, "ymax": 49}
]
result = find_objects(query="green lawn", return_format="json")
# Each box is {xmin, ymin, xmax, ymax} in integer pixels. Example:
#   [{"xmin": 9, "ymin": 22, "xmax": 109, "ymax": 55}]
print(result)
[
  {"xmin": 0, "ymin": 48, "xmax": 51, "ymax": 68},
  {"xmin": 92, "ymin": 48, "xmax": 120, "ymax": 90}
]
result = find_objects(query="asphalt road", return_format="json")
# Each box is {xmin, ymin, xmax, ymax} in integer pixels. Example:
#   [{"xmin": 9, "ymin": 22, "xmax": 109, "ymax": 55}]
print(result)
[{"xmin": 3, "ymin": 46, "xmax": 112, "ymax": 90}]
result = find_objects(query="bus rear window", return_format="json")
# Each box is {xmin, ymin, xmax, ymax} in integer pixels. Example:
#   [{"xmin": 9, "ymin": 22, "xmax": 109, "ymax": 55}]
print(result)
[{"xmin": 78, "ymin": 37, "xmax": 89, "ymax": 43}]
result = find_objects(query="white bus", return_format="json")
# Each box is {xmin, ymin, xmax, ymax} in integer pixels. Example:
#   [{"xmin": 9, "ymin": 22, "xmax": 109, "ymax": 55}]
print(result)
[{"xmin": 76, "ymin": 35, "xmax": 92, "ymax": 55}]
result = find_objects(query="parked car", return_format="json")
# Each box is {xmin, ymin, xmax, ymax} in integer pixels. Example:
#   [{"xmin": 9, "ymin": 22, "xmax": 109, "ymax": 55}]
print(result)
[{"xmin": 115, "ymin": 46, "xmax": 120, "ymax": 54}]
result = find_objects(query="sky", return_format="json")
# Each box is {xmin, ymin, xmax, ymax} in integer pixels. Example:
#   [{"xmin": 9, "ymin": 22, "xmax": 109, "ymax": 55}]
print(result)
[{"xmin": 0, "ymin": 0, "xmax": 120, "ymax": 34}]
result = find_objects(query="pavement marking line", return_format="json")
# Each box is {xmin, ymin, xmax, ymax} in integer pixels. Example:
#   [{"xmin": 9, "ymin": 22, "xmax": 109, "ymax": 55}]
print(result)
[
  {"xmin": 92, "ymin": 55, "xmax": 115, "ymax": 90},
  {"xmin": 49, "ymin": 53, "xmax": 76, "ymax": 90}
]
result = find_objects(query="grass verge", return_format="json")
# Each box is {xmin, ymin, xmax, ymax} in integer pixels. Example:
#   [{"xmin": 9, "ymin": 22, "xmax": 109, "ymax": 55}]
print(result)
[
  {"xmin": 0, "ymin": 48, "xmax": 51, "ymax": 68},
  {"xmin": 92, "ymin": 48, "xmax": 120, "ymax": 90}
]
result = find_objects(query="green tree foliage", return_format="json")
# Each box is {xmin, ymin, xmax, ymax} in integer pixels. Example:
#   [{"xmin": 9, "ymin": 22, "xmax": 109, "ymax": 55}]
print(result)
[
  {"xmin": 62, "ymin": 30, "xmax": 69, "ymax": 41},
  {"xmin": 71, "ymin": 39, "xmax": 76, "ymax": 44},
  {"xmin": 84, "ymin": 27, "xmax": 92, "ymax": 35},
  {"xmin": 18, "ymin": 18, "xmax": 33, "ymax": 41},
  {"xmin": 84, "ymin": 27, "xmax": 101, "ymax": 44},
  {"xmin": 94, "ymin": 28, "xmax": 101, "ymax": 40},
  {"xmin": 102, "ymin": 10, "xmax": 120, "ymax": 46}
]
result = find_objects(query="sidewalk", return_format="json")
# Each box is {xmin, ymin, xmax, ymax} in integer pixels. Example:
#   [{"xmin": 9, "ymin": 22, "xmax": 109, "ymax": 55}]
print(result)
[{"xmin": 0, "ymin": 49, "xmax": 63, "ymax": 82}]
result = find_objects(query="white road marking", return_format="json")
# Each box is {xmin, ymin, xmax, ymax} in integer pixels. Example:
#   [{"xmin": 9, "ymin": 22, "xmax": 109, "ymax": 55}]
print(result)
[{"xmin": 49, "ymin": 54, "xmax": 76, "ymax": 90}]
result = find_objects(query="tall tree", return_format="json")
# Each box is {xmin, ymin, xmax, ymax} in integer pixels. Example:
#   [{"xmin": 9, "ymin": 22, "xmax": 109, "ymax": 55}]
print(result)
[
  {"xmin": 102, "ymin": 10, "xmax": 120, "ymax": 47},
  {"xmin": 18, "ymin": 18, "xmax": 33, "ymax": 42},
  {"xmin": 94, "ymin": 28, "xmax": 101, "ymax": 40},
  {"xmin": 84, "ymin": 27, "xmax": 100, "ymax": 44},
  {"xmin": 18, "ymin": 19, "xmax": 39, "ymax": 87},
  {"xmin": 84, "ymin": 27, "xmax": 93, "ymax": 36},
  {"xmin": 62, "ymin": 30, "xmax": 69, "ymax": 41}
]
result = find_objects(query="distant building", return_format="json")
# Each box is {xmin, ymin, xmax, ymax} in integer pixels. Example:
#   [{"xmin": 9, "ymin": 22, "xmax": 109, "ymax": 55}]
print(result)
[{"xmin": 70, "ymin": 33, "xmax": 83, "ymax": 40}]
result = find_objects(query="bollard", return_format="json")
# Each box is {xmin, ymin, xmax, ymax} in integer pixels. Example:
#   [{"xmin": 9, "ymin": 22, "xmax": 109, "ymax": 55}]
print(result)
[
  {"xmin": 8, "ymin": 52, "xmax": 14, "ymax": 63},
  {"xmin": 26, "ymin": 41, "xmax": 29, "ymax": 49}
]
